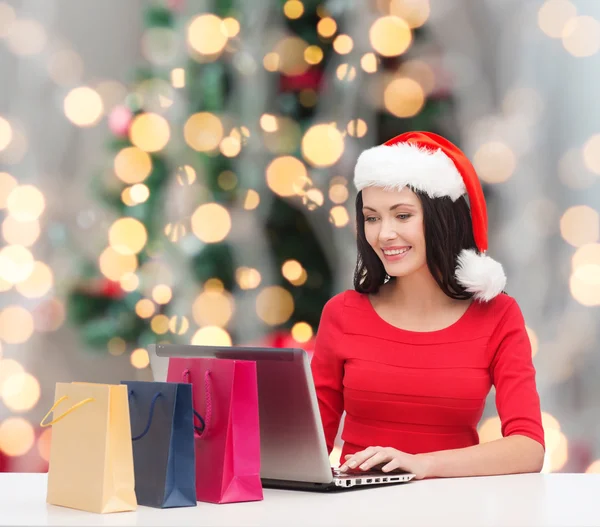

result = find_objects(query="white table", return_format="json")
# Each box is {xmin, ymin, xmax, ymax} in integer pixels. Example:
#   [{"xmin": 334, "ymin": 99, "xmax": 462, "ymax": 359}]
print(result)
[{"xmin": 2, "ymin": 472, "xmax": 599, "ymax": 526}]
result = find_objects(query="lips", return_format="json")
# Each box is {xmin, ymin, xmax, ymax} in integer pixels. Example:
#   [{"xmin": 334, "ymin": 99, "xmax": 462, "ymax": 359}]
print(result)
[{"xmin": 381, "ymin": 246, "xmax": 411, "ymax": 262}]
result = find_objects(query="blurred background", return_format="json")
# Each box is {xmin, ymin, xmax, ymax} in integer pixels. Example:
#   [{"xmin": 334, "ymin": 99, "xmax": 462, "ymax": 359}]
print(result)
[{"xmin": 1, "ymin": 0, "xmax": 599, "ymax": 475}]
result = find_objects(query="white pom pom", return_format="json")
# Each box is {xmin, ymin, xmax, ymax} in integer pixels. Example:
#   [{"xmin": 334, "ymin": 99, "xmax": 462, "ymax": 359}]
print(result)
[{"xmin": 455, "ymin": 249, "xmax": 506, "ymax": 302}]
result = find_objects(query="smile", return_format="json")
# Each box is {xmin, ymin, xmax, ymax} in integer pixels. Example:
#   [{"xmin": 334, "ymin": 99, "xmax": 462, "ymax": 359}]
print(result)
[{"xmin": 381, "ymin": 246, "xmax": 411, "ymax": 261}]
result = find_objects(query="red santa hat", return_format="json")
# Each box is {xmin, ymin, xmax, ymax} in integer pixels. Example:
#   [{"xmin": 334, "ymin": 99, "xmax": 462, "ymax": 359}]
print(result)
[{"xmin": 354, "ymin": 131, "xmax": 506, "ymax": 302}]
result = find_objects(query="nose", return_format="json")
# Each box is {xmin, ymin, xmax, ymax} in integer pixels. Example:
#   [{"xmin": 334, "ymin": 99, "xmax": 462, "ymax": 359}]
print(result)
[{"xmin": 378, "ymin": 218, "xmax": 398, "ymax": 242}]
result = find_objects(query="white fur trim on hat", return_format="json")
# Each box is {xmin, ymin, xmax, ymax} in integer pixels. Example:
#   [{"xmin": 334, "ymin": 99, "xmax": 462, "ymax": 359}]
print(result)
[
  {"xmin": 455, "ymin": 249, "xmax": 506, "ymax": 302},
  {"xmin": 354, "ymin": 142, "xmax": 466, "ymax": 201}
]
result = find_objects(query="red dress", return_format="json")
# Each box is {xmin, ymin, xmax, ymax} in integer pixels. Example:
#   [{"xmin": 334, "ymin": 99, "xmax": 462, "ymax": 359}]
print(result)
[{"xmin": 310, "ymin": 290, "xmax": 545, "ymax": 460}]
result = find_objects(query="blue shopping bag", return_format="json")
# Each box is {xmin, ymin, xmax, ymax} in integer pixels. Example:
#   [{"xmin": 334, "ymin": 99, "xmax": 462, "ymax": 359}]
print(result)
[{"xmin": 121, "ymin": 381, "xmax": 198, "ymax": 508}]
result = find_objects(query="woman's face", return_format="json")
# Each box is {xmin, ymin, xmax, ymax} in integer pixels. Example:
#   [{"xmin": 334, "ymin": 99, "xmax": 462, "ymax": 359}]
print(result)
[{"xmin": 361, "ymin": 186, "xmax": 427, "ymax": 279}]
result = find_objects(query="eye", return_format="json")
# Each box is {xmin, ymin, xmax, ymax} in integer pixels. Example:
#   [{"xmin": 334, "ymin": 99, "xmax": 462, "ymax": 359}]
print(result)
[
  {"xmin": 396, "ymin": 214, "xmax": 411, "ymax": 221},
  {"xmin": 365, "ymin": 216, "xmax": 378, "ymax": 223}
]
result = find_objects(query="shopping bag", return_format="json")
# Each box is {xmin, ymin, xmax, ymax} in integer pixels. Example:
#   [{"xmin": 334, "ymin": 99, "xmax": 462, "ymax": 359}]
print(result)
[
  {"xmin": 167, "ymin": 357, "xmax": 263, "ymax": 504},
  {"xmin": 41, "ymin": 382, "xmax": 137, "ymax": 514},
  {"xmin": 121, "ymin": 381, "xmax": 197, "ymax": 508}
]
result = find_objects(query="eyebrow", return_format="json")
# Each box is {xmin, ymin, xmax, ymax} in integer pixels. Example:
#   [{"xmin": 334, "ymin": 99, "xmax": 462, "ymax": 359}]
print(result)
[{"xmin": 362, "ymin": 203, "xmax": 416, "ymax": 212}]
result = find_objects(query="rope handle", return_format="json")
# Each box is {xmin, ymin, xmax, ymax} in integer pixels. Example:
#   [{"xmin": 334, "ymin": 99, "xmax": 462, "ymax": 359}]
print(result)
[
  {"xmin": 182, "ymin": 368, "xmax": 213, "ymax": 437},
  {"xmin": 129, "ymin": 390, "xmax": 162, "ymax": 441},
  {"xmin": 40, "ymin": 395, "xmax": 95, "ymax": 428}
]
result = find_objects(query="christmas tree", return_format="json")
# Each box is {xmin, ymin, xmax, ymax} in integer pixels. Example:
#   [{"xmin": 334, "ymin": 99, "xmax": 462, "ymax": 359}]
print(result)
[{"xmin": 66, "ymin": 0, "xmax": 457, "ymax": 363}]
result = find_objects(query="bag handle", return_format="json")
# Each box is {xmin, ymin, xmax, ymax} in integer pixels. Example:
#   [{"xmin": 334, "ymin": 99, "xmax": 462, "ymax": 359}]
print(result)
[
  {"xmin": 129, "ymin": 390, "xmax": 162, "ymax": 441},
  {"xmin": 40, "ymin": 395, "xmax": 95, "ymax": 427},
  {"xmin": 182, "ymin": 368, "xmax": 213, "ymax": 438}
]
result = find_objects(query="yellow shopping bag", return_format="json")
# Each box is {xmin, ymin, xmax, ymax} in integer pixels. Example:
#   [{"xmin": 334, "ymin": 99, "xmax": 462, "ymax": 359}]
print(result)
[{"xmin": 41, "ymin": 382, "xmax": 137, "ymax": 514}]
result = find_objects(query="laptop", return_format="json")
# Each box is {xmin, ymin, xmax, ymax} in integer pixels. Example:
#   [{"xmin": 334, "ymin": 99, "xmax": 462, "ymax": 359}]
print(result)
[{"xmin": 148, "ymin": 343, "xmax": 415, "ymax": 491}]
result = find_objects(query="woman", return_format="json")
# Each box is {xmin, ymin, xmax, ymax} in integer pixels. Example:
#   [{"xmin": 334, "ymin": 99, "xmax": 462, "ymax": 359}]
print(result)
[{"xmin": 311, "ymin": 131, "xmax": 545, "ymax": 480}]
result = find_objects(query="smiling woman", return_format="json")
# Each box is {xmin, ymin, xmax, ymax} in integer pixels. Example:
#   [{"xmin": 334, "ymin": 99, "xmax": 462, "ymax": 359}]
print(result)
[
  {"xmin": 311, "ymin": 131, "xmax": 545, "ymax": 480},
  {"xmin": 355, "ymin": 186, "xmax": 477, "ymax": 300}
]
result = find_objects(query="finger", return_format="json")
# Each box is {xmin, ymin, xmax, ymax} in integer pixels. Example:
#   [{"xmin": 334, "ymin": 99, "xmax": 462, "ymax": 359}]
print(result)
[
  {"xmin": 381, "ymin": 458, "xmax": 402, "ymax": 473},
  {"xmin": 340, "ymin": 448, "xmax": 378, "ymax": 471},
  {"xmin": 358, "ymin": 451, "xmax": 391, "ymax": 472}
]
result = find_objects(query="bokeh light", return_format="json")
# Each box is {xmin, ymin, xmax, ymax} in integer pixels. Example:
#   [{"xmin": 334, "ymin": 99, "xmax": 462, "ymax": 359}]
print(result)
[
  {"xmin": 346, "ymin": 119, "xmax": 367, "ymax": 138},
  {"xmin": 2, "ymin": 216, "xmax": 41, "ymax": 247},
  {"xmin": 330, "ymin": 206, "xmax": 350, "ymax": 227},
  {"xmin": 131, "ymin": 348, "xmax": 150, "ymax": 369},
  {"xmin": 6, "ymin": 184, "xmax": 45, "ymax": 221},
  {"xmin": 361, "ymin": 53, "xmax": 378, "ymax": 73},
  {"xmin": 301, "ymin": 124, "xmax": 344, "ymax": 167},
  {"xmin": 329, "ymin": 184, "xmax": 349, "ymax": 204},
  {"xmin": 108, "ymin": 337, "xmax": 127, "ymax": 356},
  {"xmin": 114, "ymin": 147, "xmax": 152, "ymax": 184},
  {"xmin": 184, "ymin": 112, "xmax": 224, "ymax": 152},
  {"xmin": 191, "ymin": 326, "xmax": 232, "ymax": 346},
  {"xmin": 222, "ymin": 17, "xmax": 240, "ymax": 38},
  {"xmin": 389, "ymin": 0, "xmax": 430, "ymax": 28},
  {"xmin": 187, "ymin": 14, "xmax": 228, "ymax": 56},
  {"xmin": 256, "ymin": 286, "xmax": 295, "ymax": 325},
  {"xmin": 0, "ymin": 244, "xmax": 34, "ymax": 284},
  {"xmin": 333, "ymin": 34, "xmax": 353, "ymax": 54},
  {"xmin": 6, "ymin": 18, "xmax": 46, "ymax": 55},
  {"xmin": 152, "ymin": 284, "xmax": 172, "ymax": 304},
  {"xmin": 0, "ymin": 172, "xmax": 17, "ymax": 208},
  {"xmin": 292, "ymin": 322, "xmax": 313, "ymax": 343},
  {"xmin": 192, "ymin": 290, "xmax": 234, "ymax": 327},
  {"xmin": 244, "ymin": 189, "xmax": 260, "ymax": 210},
  {"xmin": 63, "ymin": 87, "xmax": 103, "ymax": 127},
  {"xmin": 151, "ymin": 315, "xmax": 170, "ymax": 335},
  {"xmin": 369, "ymin": 16, "xmax": 412, "ymax": 57},
  {"xmin": 284, "ymin": 0, "xmax": 304, "ymax": 19},
  {"xmin": 169, "ymin": 315, "xmax": 189, "ymax": 335},
  {"xmin": 538, "ymin": 0, "xmax": 576, "ymax": 38},
  {"xmin": 317, "ymin": 17, "xmax": 337, "ymax": 38},
  {"xmin": 0, "ymin": 417, "xmax": 34, "ymax": 457},
  {"xmin": 560, "ymin": 206, "xmax": 599, "ymax": 247},
  {"xmin": 129, "ymin": 113, "xmax": 170, "ymax": 152},
  {"xmin": 305, "ymin": 45, "xmax": 324, "ymax": 65},
  {"xmin": 99, "ymin": 247, "xmax": 138, "ymax": 281},
  {"xmin": 586, "ymin": 460, "xmax": 600, "ymax": 473},
  {"xmin": 473, "ymin": 142, "xmax": 517, "ymax": 184},
  {"xmin": 569, "ymin": 264, "xmax": 600, "ymax": 306},
  {"xmin": 109, "ymin": 217, "xmax": 148, "ymax": 255},
  {"xmin": 191, "ymin": 203, "xmax": 231, "ymax": 243},
  {"xmin": 582, "ymin": 134, "xmax": 600, "ymax": 174},
  {"xmin": 135, "ymin": 299, "xmax": 155, "ymax": 319},
  {"xmin": 0, "ymin": 116, "xmax": 12, "ymax": 151},
  {"xmin": 0, "ymin": 3, "xmax": 16, "ymax": 39},
  {"xmin": 282, "ymin": 260, "xmax": 303, "ymax": 282},
  {"xmin": 561, "ymin": 16, "xmax": 600, "ymax": 57},
  {"xmin": 15, "ymin": 261, "xmax": 53, "ymax": 298},
  {"xmin": 0, "ymin": 305, "xmax": 34, "ymax": 344},
  {"xmin": 236, "ymin": 267, "xmax": 262, "ymax": 289},
  {"xmin": 266, "ymin": 156, "xmax": 309, "ymax": 197},
  {"xmin": 275, "ymin": 37, "xmax": 310, "ymax": 76},
  {"xmin": 1, "ymin": 372, "xmax": 40, "ymax": 412},
  {"xmin": 383, "ymin": 78, "xmax": 424, "ymax": 117}
]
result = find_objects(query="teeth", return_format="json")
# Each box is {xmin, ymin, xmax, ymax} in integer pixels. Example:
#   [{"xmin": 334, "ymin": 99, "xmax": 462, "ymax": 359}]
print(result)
[{"xmin": 383, "ymin": 248, "xmax": 410, "ymax": 256}]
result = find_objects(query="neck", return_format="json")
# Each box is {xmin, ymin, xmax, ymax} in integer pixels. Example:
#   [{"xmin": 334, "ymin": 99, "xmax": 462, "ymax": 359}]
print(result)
[{"xmin": 389, "ymin": 266, "xmax": 453, "ymax": 311}]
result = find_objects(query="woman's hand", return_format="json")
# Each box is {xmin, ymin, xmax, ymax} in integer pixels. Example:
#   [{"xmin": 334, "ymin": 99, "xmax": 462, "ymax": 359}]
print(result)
[{"xmin": 339, "ymin": 446, "xmax": 434, "ymax": 480}]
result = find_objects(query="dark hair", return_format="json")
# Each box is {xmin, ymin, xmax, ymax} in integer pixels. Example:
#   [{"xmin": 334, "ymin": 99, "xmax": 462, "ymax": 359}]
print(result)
[{"xmin": 353, "ymin": 189, "xmax": 477, "ymax": 299}]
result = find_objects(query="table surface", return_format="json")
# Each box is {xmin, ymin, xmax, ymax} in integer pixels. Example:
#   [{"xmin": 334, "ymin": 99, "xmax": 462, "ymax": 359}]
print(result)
[{"xmin": 2, "ymin": 472, "xmax": 600, "ymax": 526}]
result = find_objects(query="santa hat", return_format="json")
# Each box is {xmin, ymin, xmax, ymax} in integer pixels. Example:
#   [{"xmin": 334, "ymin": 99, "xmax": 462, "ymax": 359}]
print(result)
[{"xmin": 354, "ymin": 131, "xmax": 506, "ymax": 302}]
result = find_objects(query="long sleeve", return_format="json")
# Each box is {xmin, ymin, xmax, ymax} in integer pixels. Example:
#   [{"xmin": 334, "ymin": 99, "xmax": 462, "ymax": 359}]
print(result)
[
  {"xmin": 310, "ymin": 293, "xmax": 345, "ymax": 454},
  {"xmin": 489, "ymin": 298, "xmax": 545, "ymax": 449}
]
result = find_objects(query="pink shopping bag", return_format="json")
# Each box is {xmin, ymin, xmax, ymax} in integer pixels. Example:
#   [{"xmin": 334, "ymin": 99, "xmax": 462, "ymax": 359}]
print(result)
[{"xmin": 167, "ymin": 357, "xmax": 263, "ymax": 504}]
